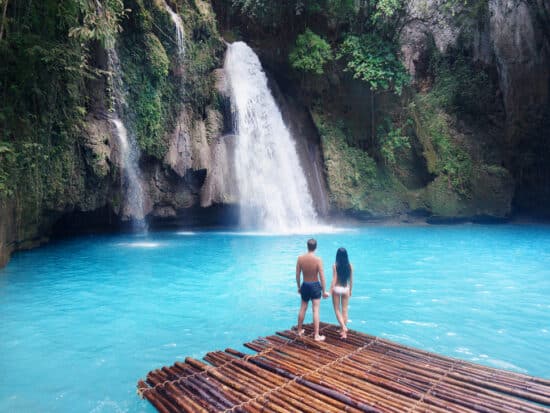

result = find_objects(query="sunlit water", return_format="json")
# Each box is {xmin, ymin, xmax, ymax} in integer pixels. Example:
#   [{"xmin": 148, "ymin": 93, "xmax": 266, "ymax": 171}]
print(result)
[{"xmin": 1, "ymin": 225, "xmax": 549, "ymax": 412}]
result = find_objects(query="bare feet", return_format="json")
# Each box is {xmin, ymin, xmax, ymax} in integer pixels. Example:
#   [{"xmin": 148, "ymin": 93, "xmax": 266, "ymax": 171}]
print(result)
[
  {"xmin": 340, "ymin": 326, "xmax": 348, "ymax": 339},
  {"xmin": 293, "ymin": 327, "xmax": 305, "ymax": 336},
  {"xmin": 314, "ymin": 335, "xmax": 326, "ymax": 342}
]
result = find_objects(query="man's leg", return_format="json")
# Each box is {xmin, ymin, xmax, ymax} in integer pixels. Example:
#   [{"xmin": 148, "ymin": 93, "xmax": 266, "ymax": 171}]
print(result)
[
  {"xmin": 297, "ymin": 299, "xmax": 308, "ymax": 335},
  {"xmin": 312, "ymin": 298, "xmax": 325, "ymax": 341}
]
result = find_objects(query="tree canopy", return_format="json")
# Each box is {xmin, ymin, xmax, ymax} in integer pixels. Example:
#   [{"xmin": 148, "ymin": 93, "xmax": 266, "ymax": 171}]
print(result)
[{"xmin": 289, "ymin": 29, "xmax": 333, "ymax": 75}]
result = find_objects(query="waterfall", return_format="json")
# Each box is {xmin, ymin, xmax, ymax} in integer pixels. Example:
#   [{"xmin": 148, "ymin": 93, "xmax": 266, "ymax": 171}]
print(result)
[
  {"xmin": 224, "ymin": 42, "xmax": 319, "ymax": 233},
  {"xmin": 163, "ymin": 1, "xmax": 185, "ymax": 57},
  {"xmin": 107, "ymin": 48, "xmax": 146, "ymax": 228}
]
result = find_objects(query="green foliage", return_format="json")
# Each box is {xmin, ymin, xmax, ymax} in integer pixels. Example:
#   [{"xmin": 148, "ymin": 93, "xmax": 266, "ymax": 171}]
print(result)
[
  {"xmin": 145, "ymin": 33, "xmax": 170, "ymax": 80},
  {"xmin": 184, "ymin": 38, "xmax": 222, "ymax": 112},
  {"xmin": 338, "ymin": 34, "xmax": 409, "ymax": 94},
  {"xmin": 226, "ymin": 0, "xmax": 409, "ymax": 33},
  {"xmin": 410, "ymin": 96, "xmax": 473, "ymax": 197},
  {"xmin": 131, "ymin": 80, "xmax": 166, "ymax": 157},
  {"xmin": 316, "ymin": 0, "xmax": 357, "ymax": 21},
  {"xmin": 228, "ymin": 0, "xmax": 284, "ymax": 25},
  {"xmin": 0, "ymin": 142, "xmax": 15, "ymax": 196},
  {"xmin": 118, "ymin": 0, "xmax": 223, "ymax": 158},
  {"xmin": 69, "ymin": 0, "xmax": 128, "ymax": 48},
  {"xmin": 378, "ymin": 124, "xmax": 411, "ymax": 166},
  {"xmin": 289, "ymin": 29, "xmax": 333, "ymax": 75},
  {"xmin": 119, "ymin": 30, "xmax": 169, "ymax": 158},
  {"xmin": 441, "ymin": 0, "xmax": 489, "ymax": 26},
  {"xmin": 0, "ymin": 0, "xmax": 91, "ymax": 200},
  {"xmin": 313, "ymin": 111, "xmax": 377, "ymax": 209},
  {"xmin": 226, "ymin": 0, "xmax": 357, "ymax": 28},
  {"xmin": 428, "ymin": 49, "xmax": 494, "ymax": 115},
  {"xmin": 403, "ymin": 36, "xmax": 497, "ymax": 199},
  {"xmin": 371, "ymin": 0, "xmax": 404, "ymax": 25},
  {"xmin": 313, "ymin": 111, "xmax": 408, "ymax": 214}
]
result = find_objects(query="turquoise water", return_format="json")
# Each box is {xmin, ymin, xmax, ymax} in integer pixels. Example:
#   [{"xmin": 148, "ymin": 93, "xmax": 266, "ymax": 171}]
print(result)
[{"xmin": 1, "ymin": 225, "xmax": 549, "ymax": 412}]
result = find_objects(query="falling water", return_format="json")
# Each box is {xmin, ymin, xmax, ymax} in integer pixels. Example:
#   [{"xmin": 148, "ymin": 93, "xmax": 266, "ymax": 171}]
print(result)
[
  {"xmin": 163, "ymin": 1, "xmax": 185, "ymax": 56},
  {"xmin": 107, "ymin": 48, "xmax": 146, "ymax": 227},
  {"xmin": 224, "ymin": 42, "xmax": 319, "ymax": 233}
]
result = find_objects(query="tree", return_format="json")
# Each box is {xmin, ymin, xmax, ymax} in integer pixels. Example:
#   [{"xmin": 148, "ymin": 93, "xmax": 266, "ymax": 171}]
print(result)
[
  {"xmin": 289, "ymin": 29, "xmax": 333, "ymax": 75},
  {"xmin": 338, "ymin": 34, "xmax": 408, "ymax": 94},
  {"xmin": 68, "ymin": 0, "xmax": 127, "ymax": 48}
]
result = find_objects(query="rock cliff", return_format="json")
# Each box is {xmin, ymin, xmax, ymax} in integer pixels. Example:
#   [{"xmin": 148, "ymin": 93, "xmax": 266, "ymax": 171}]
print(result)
[{"xmin": 1, "ymin": 0, "xmax": 549, "ymax": 267}]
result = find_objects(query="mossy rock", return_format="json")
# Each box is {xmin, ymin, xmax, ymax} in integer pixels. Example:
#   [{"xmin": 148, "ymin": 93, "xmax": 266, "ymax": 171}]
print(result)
[
  {"xmin": 145, "ymin": 33, "xmax": 170, "ymax": 80},
  {"xmin": 313, "ymin": 111, "xmax": 409, "ymax": 216},
  {"xmin": 422, "ymin": 176, "xmax": 466, "ymax": 217},
  {"xmin": 420, "ymin": 165, "xmax": 513, "ymax": 219}
]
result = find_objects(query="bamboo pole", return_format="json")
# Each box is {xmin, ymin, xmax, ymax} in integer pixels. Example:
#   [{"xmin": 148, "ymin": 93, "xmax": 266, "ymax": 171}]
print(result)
[
  {"xmin": 138, "ymin": 380, "xmax": 177, "ymax": 413},
  {"xmin": 278, "ymin": 338, "xmax": 548, "ymax": 408},
  {"xmin": 139, "ymin": 324, "xmax": 550, "ymax": 413},
  {"xmin": 334, "ymin": 352, "xmax": 533, "ymax": 413},
  {"xmin": 348, "ymin": 341, "xmax": 550, "ymax": 406},
  {"xmin": 215, "ymin": 357, "xmax": 346, "ymax": 413},
  {"xmin": 252, "ymin": 340, "xmax": 474, "ymax": 413},
  {"xmin": 223, "ymin": 350, "xmax": 365, "ymax": 413},
  {"xmin": 150, "ymin": 373, "xmax": 210, "ymax": 413},
  {"xmin": 246, "ymin": 356, "xmax": 382, "ymax": 412}
]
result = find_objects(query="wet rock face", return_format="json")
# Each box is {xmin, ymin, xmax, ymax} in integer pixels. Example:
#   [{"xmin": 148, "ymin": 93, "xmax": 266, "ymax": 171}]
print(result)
[
  {"xmin": 401, "ymin": 0, "xmax": 550, "ymax": 215},
  {"xmin": 400, "ymin": 0, "xmax": 461, "ymax": 78},
  {"xmin": 488, "ymin": 0, "xmax": 550, "ymax": 213},
  {"xmin": 159, "ymin": 66, "xmax": 236, "ymax": 215},
  {"xmin": 402, "ymin": 0, "xmax": 549, "ymax": 134},
  {"xmin": 489, "ymin": 0, "xmax": 549, "ymax": 144}
]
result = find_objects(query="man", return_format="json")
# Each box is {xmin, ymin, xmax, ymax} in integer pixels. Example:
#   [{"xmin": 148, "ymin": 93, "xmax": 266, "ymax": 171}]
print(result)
[{"xmin": 296, "ymin": 238, "xmax": 329, "ymax": 341}]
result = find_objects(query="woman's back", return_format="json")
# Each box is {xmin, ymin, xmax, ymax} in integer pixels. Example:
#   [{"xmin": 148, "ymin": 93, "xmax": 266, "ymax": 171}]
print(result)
[{"xmin": 335, "ymin": 248, "xmax": 351, "ymax": 286}]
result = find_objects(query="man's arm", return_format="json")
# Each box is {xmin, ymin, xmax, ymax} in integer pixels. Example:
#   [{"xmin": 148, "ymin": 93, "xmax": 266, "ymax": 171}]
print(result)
[
  {"xmin": 296, "ymin": 257, "xmax": 302, "ymax": 292},
  {"xmin": 318, "ymin": 258, "xmax": 329, "ymax": 298},
  {"xmin": 349, "ymin": 264, "xmax": 353, "ymax": 297}
]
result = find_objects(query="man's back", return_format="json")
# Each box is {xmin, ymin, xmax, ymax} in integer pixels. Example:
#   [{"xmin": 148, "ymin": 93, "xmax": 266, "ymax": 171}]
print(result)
[{"xmin": 298, "ymin": 253, "xmax": 322, "ymax": 282}]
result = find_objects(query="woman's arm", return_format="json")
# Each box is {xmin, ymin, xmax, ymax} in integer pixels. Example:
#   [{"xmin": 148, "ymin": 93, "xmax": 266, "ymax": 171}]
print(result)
[{"xmin": 329, "ymin": 264, "xmax": 337, "ymax": 294}]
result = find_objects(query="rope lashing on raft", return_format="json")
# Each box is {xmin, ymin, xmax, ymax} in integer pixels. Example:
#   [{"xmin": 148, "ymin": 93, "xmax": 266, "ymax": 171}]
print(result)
[
  {"xmin": 137, "ymin": 324, "xmax": 332, "ymax": 399},
  {"xmin": 221, "ymin": 336, "xmax": 380, "ymax": 413},
  {"xmin": 407, "ymin": 359, "xmax": 460, "ymax": 413}
]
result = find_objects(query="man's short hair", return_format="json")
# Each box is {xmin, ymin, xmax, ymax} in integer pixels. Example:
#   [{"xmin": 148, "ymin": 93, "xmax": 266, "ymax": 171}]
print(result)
[{"xmin": 307, "ymin": 238, "xmax": 317, "ymax": 251}]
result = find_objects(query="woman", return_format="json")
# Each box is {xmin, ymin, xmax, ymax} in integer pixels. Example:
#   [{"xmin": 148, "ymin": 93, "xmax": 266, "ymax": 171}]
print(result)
[{"xmin": 330, "ymin": 247, "xmax": 353, "ymax": 339}]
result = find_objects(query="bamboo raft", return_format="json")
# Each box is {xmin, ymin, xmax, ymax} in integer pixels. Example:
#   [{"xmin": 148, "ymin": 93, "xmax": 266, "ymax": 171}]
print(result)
[{"xmin": 137, "ymin": 323, "xmax": 550, "ymax": 412}]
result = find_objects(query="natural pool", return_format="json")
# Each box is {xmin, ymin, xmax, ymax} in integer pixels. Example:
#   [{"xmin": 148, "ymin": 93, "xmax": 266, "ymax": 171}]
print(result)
[{"xmin": 1, "ymin": 225, "xmax": 549, "ymax": 412}]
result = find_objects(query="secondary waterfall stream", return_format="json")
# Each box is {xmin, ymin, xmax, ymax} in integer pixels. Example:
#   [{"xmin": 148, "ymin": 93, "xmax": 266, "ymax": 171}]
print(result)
[
  {"xmin": 224, "ymin": 42, "xmax": 319, "ymax": 232},
  {"xmin": 107, "ymin": 48, "xmax": 146, "ymax": 227},
  {"xmin": 163, "ymin": 1, "xmax": 185, "ymax": 57}
]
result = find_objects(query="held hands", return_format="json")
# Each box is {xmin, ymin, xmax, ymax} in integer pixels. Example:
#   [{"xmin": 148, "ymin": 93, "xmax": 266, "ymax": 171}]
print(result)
[{"xmin": 322, "ymin": 291, "xmax": 330, "ymax": 299}]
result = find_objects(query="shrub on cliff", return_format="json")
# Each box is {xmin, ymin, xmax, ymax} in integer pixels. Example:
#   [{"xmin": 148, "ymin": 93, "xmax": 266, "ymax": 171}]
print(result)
[{"xmin": 289, "ymin": 29, "xmax": 333, "ymax": 75}]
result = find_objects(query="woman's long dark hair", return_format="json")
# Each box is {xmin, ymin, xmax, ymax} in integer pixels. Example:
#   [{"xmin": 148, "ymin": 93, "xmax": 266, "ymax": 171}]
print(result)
[{"xmin": 335, "ymin": 247, "xmax": 351, "ymax": 286}]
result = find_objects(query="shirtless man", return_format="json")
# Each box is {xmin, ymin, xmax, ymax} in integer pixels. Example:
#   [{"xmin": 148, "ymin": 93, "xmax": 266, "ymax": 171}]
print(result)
[{"xmin": 296, "ymin": 238, "xmax": 330, "ymax": 341}]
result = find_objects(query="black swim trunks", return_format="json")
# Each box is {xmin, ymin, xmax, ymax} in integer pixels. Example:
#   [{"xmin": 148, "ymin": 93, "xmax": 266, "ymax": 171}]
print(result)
[{"xmin": 300, "ymin": 281, "xmax": 322, "ymax": 302}]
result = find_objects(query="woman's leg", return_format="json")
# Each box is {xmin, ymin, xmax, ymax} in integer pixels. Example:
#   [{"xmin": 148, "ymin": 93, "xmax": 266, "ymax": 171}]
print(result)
[
  {"xmin": 342, "ymin": 293, "xmax": 350, "ymax": 326},
  {"xmin": 332, "ymin": 293, "xmax": 346, "ymax": 332}
]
